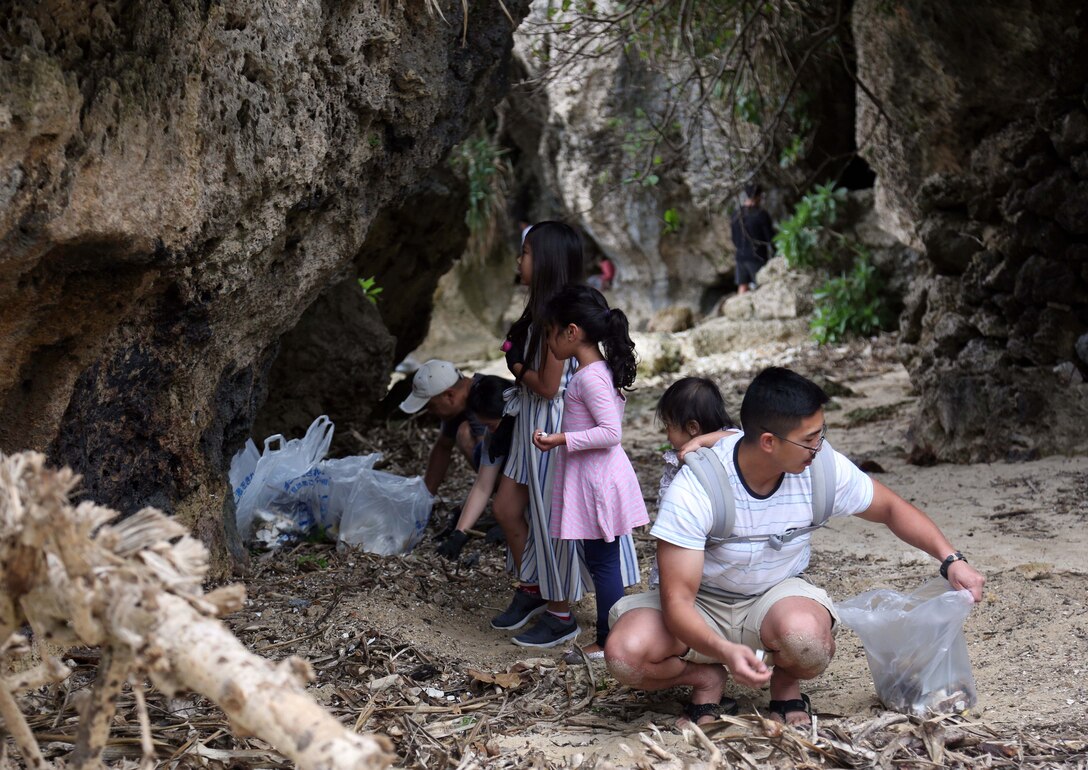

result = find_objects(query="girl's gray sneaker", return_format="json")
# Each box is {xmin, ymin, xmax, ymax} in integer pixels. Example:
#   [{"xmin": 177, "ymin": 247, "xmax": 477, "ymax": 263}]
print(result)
[
  {"xmin": 490, "ymin": 588, "xmax": 547, "ymax": 630},
  {"xmin": 512, "ymin": 612, "xmax": 579, "ymax": 648}
]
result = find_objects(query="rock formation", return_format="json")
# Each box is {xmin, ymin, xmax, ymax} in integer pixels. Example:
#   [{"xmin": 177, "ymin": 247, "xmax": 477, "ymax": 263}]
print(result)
[
  {"xmin": 489, "ymin": 2, "xmax": 861, "ymax": 323},
  {"xmin": 0, "ymin": 0, "xmax": 528, "ymax": 564},
  {"xmin": 2, "ymin": 0, "xmax": 1085, "ymax": 574},
  {"xmin": 445, "ymin": 0, "xmax": 1087, "ymax": 462},
  {"xmin": 853, "ymin": 0, "xmax": 1088, "ymax": 461}
]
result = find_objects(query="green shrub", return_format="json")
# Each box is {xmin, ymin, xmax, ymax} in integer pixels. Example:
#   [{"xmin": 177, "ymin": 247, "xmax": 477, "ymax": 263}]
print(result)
[
  {"xmin": 810, "ymin": 249, "xmax": 893, "ymax": 344},
  {"xmin": 358, "ymin": 276, "xmax": 383, "ymax": 305},
  {"xmin": 777, "ymin": 183, "xmax": 895, "ymax": 344},
  {"xmin": 449, "ymin": 130, "xmax": 509, "ymax": 236},
  {"xmin": 773, "ymin": 182, "xmax": 848, "ymax": 270}
]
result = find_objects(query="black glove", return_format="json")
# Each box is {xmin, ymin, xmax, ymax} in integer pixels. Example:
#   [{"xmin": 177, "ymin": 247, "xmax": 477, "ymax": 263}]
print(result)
[
  {"xmin": 436, "ymin": 530, "xmax": 469, "ymax": 560},
  {"xmin": 504, "ymin": 320, "xmax": 529, "ymax": 372},
  {"xmin": 484, "ymin": 523, "xmax": 507, "ymax": 545}
]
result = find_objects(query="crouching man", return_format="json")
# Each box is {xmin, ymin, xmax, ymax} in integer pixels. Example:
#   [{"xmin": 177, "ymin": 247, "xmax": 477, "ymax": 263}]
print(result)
[{"xmin": 604, "ymin": 367, "xmax": 985, "ymax": 727}]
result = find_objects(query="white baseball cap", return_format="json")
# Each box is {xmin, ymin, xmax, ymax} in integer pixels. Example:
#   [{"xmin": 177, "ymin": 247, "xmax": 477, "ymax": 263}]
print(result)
[{"xmin": 399, "ymin": 360, "xmax": 462, "ymax": 414}]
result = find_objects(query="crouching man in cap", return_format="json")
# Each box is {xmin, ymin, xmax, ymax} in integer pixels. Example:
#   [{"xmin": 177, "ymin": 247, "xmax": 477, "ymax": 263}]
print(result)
[{"xmin": 399, "ymin": 359, "xmax": 487, "ymax": 496}]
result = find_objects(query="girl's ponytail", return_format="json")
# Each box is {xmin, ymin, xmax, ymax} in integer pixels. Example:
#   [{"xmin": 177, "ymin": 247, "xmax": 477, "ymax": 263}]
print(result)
[
  {"xmin": 602, "ymin": 306, "xmax": 637, "ymax": 390},
  {"xmin": 542, "ymin": 285, "xmax": 639, "ymax": 390}
]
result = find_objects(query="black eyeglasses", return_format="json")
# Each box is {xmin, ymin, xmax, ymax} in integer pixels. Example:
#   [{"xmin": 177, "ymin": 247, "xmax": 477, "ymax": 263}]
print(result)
[{"xmin": 765, "ymin": 424, "xmax": 827, "ymax": 456}]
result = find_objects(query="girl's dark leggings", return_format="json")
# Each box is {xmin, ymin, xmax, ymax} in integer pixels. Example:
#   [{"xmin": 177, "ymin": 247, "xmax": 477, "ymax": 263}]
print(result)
[{"xmin": 581, "ymin": 538, "xmax": 624, "ymax": 648}]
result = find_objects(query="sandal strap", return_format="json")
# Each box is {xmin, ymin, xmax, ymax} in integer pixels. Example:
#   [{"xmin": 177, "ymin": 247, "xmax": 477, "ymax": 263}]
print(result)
[
  {"xmin": 768, "ymin": 692, "xmax": 812, "ymax": 718},
  {"xmin": 684, "ymin": 696, "xmax": 739, "ymax": 722}
]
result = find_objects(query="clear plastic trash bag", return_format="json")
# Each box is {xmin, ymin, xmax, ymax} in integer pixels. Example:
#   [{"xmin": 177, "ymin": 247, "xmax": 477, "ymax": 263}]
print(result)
[
  {"xmin": 229, "ymin": 416, "xmax": 335, "ymax": 546},
  {"xmin": 836, "ymin": 578, "xmax": 978, "ymax": 716},
  {"xmin": 336, "ymin": 468, "xmax": 433, "ymax": 556},
  {"xmin": 229, "ymin": 415, "xmax": 430, "ymax": 553}
]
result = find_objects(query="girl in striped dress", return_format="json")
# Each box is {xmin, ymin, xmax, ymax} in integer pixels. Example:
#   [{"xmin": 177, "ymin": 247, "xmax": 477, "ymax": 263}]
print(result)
[
  {"xmin": 531, "ymin": 285, "xmax": 648, "ymax": 657},
  {"xmin": 491, "ymin": 223, "xmax": 640, "ymax": 649}
]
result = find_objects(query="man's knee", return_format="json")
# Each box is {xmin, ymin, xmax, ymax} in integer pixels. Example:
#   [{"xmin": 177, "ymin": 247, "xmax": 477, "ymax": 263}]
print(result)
[
  {"xmin": 604, "ymin": 610, "xmax": 664, "ymax": 673},
  {"xmin": 763, "ymin": 601, "xmax": 835, "ymax": 676},
  {"xmin": 776, "ymin": 631, "xmax": 834, "ymax": 676},
  {"xmin": 604, "ymin": 629, "xmax": 644, "ymax": 684},
  {"xmin": 769, "ymin": 613, "xmax": 834, "ymax": 676}
]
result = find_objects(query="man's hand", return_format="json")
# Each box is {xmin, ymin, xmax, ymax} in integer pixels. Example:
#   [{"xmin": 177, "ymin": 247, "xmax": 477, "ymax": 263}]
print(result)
[
  {"xmin": 532, "ymin": 430, "xmax": 565, "ymax": 452},
  {"xmin": 719, "ymin": 644, "xmax": 773, "ymax": 688},
  {"xmin": 947, "ymin": 559, "xmax": 985, "ymax": 603},
  {"xmin": 436, "ymin": 530, "xmax": 469, "ymax": 560}
]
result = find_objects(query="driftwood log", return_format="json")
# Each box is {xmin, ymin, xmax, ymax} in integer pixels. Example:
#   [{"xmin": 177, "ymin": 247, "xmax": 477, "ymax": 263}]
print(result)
[{"xmin": 0, "ymin": 451, "xmax": 393, "ymax": 769}]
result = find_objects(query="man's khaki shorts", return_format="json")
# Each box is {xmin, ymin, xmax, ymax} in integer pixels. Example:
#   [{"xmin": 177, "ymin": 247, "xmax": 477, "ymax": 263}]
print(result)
[{"xmin": 608, "ymin": 577, "xmax": 839, "ymax": 664}]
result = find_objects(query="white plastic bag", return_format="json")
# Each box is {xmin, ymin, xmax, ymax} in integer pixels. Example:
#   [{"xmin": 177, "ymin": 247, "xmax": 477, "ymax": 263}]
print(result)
[
  {"xmin": 232, "ymin": 416, "xmax": 335, "ymax": 545},
  {"xmin": 337, "ymin": 469, "xmax": 433, "ymax": 556},
  {"xmin": 320, "ymin": 454, "xmax": 382, "ymax": 536},
  {"xmin": 229, "ymin": 438, "xmax": 261, "ymax": 505},
  {"xmin": 837, "ymin": 579, "xmax": 978, "ymax": 716}
]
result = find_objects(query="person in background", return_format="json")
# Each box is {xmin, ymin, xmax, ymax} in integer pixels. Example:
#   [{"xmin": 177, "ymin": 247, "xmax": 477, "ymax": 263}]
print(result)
[
  {"xmin": 399, "ymin": 360, "xmax": 486, "ymax": 496},
  {"xmin": 646, "ymin": 377, "xmax": 740, "ymax": 600},
  {"xmin": 531, "ymin": 285, "xmax": 646, "ymax": 659},
  {"xmin": 586, "ymin": 257, "xmax": 616, "ymax": 292},
  {"xmin": 655, "ymin": 377, "xmax": 738, "ymax": 497},
  {"xmin": 730, "ymin": 183, "xmax": 774, "ymax": 294}
]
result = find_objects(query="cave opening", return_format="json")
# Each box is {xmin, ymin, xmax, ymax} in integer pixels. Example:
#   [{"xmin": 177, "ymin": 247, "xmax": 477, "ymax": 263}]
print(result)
[{"xmin": 838, "ymin": 154, "xmax": 876, "ymax": 191}]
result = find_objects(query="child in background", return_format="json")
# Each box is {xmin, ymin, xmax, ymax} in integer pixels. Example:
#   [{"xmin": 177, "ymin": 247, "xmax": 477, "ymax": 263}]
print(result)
[
  {"xmin": 436, "ymin": 375, "xmax": 514, "ymax": 560},
  {"xmin": 649, "ymin": 377, "xmax": 739, "ymax": 589},
  {"xmin": 532, "ymin": 285, "xmax": 647, "ymax": 659}
]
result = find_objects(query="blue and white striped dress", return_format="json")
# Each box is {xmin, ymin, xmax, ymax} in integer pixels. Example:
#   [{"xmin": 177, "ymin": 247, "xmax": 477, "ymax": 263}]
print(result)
[{"xmin": 503, "ymin": 343, "xmax": 640, "ymax": 603}]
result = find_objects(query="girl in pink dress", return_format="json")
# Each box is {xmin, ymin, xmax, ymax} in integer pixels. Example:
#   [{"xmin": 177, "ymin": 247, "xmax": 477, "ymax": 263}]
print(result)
[{"xmin": 532, "ymin": 285, "xmax": 648, "ymax": 657}]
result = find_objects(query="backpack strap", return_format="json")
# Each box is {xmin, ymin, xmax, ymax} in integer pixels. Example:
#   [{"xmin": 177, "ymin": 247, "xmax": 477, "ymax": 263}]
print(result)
[
  {"xmin": 684, "ymin": 440, "xmax": 838, "ymax": 552},
  {"xmin": 683, "ymin": 448, "xmax": 735, "ymax": 549},
  {"xmin": 809, "ymin": 439, "xmax": 837, "ymax": 527}
]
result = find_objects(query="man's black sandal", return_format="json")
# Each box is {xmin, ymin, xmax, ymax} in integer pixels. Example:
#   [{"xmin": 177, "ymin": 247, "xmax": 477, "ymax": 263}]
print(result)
[
  {"xmin": 767, "ymin": 693, "xmax": 812, "ymax": 725},
  {"xmin": 682, "ymin": 696, "xmax": 738, "ymax": 724}
]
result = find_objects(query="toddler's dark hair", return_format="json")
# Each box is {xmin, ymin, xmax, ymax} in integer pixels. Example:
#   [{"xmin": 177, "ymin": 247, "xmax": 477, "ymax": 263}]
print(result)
[
  {"xmin": 656, "ymin": 377, "xmax": 736, "ymax": 434},
  {"xmin": 467, "ymin": 375, "xmax": 512, "ymax": 421},
  {"xmin": 542, "ymin": 285, "xmax": 637, "ymax": 389}
]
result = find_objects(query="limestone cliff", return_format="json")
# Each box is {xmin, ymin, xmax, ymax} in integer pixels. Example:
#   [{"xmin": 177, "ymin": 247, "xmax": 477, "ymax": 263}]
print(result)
[
  {"xmin": 491, "ymin": 1, "xmax": 861, "ymax": 322},
  {"xmin": 0, "ymin": 0, "xmax": 527, "ymax": 564},
  {"xmin": 443, "ymin": 0, "xmax": 1087, "ymax": 463},
  {"xmin": 853, "ymin": 0, "xmax": 1088, "ymax": 461}
]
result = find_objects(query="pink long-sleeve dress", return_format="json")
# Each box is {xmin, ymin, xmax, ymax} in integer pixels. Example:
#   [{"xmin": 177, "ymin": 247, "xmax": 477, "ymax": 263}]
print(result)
[{"xmin": 549, "ymin": 360, "xmax": 649, "ymax": 541}]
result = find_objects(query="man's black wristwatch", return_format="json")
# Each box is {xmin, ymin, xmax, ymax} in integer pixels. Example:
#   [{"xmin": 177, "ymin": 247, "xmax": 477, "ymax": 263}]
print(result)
[{"xmin": 939, "ymin": 551, "xmax": 967, "ymax": 579}]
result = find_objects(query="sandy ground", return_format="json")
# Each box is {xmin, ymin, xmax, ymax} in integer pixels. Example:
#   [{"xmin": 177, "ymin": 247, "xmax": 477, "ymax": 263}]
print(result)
[{"xmin": 226, "ymin": 338, "xmax": 1088, "ymax": 766}]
